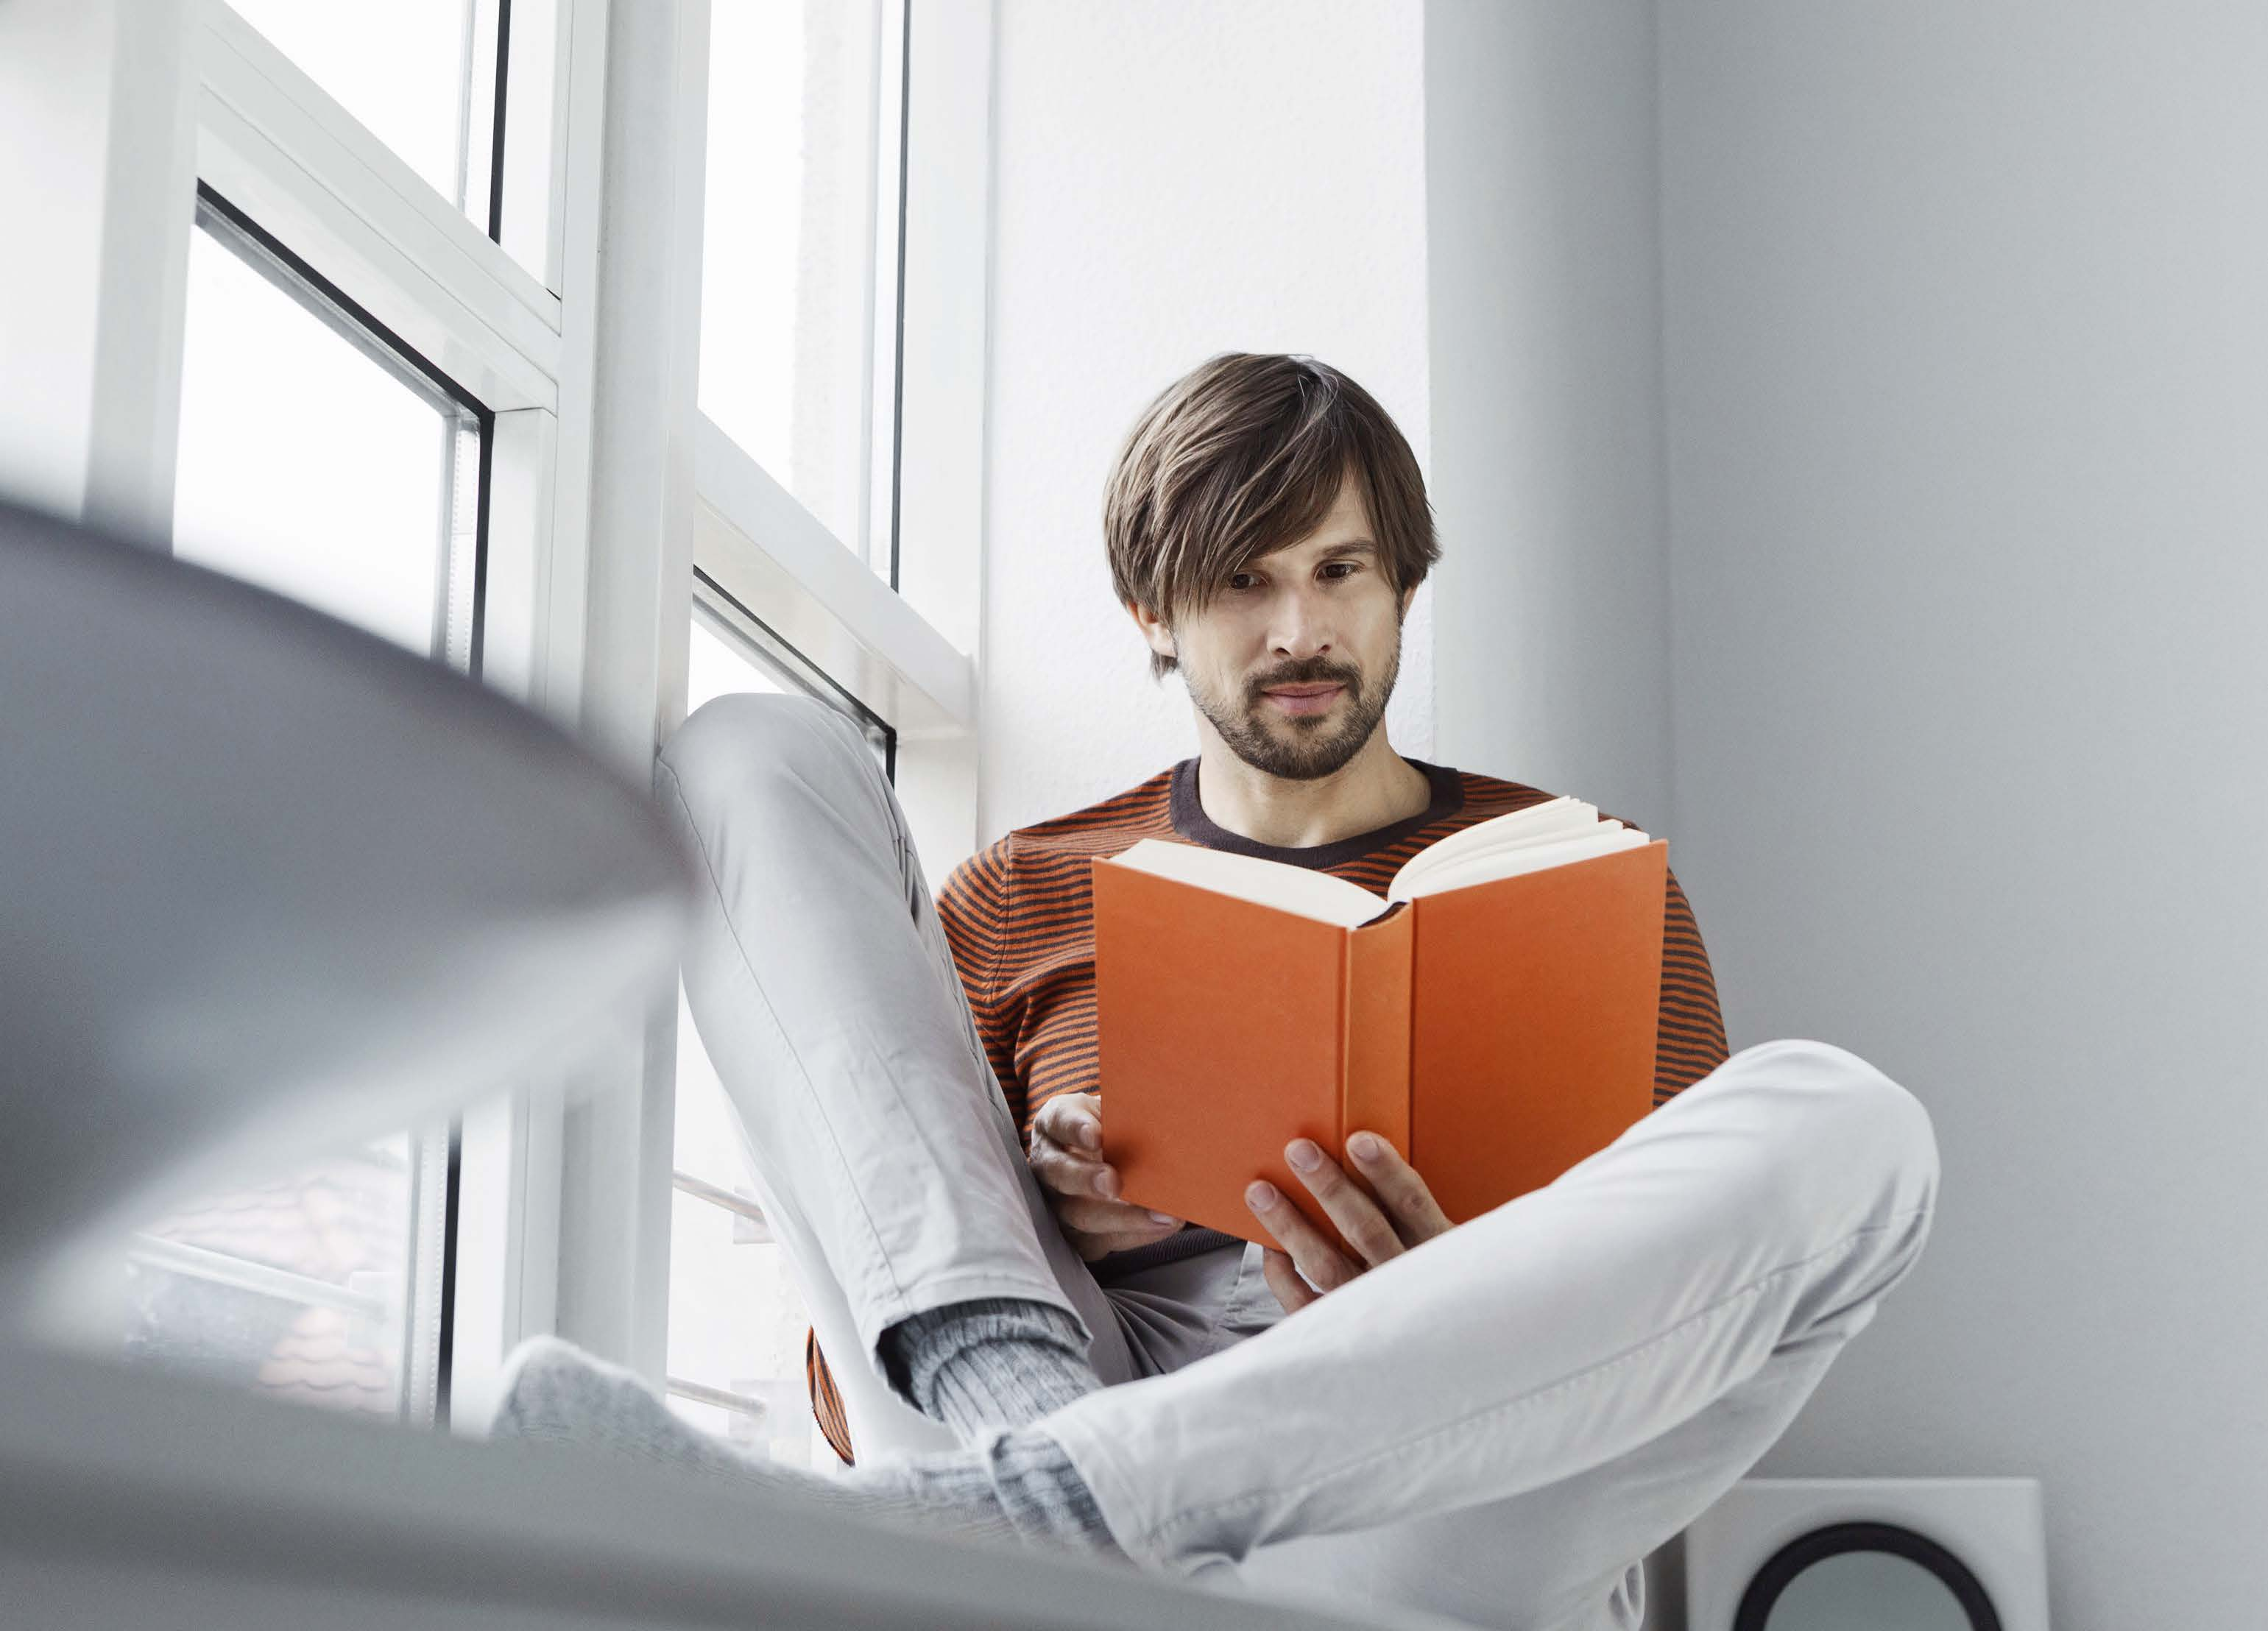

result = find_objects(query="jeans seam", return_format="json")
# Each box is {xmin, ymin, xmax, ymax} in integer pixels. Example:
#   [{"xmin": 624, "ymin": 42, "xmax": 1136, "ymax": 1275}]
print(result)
[{"xmin": 1134, "ymin": 1204, "xmax": 1935, "ymax": 1552}]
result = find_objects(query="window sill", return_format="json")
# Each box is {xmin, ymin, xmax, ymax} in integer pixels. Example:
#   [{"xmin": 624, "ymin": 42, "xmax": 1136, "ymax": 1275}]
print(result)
[{"xmin": 0, "ymin": 1339, "xmax": 1421, "ymax": 1631}]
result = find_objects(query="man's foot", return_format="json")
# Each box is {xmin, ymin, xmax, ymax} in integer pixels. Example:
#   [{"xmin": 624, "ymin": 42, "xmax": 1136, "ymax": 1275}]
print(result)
[{"xmin": 484, "ymin": 1336, "xmax": 1126, "ymax": 1561}]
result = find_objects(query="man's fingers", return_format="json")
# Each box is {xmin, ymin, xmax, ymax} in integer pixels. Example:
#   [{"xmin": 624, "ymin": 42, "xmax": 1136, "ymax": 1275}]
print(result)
[
  {"xmin": 1071, "ymin": 1227, "xmax": 1168, "ymax": 1264},
  {"xmin": 1064, "ymin": 1210, "xmax": 1181, "ymax": 1264},
  {"xmin": 1344, "ymin": 1131, "xmax": 1454, "ymax": 1245},
  {"xmin": 1260, "ymin": 1248, "xmax": 1319, "ymax": 1315},
  {"xmin": 1283, "ymin": 1138, "xmax": 1405, "ymax": 1267},
  {"xmin": 1245, "ymin": 1178, "xmax": 1360, "ymax": 1295},
  {"xmin": 1052, "ymin": 1193, "xmax": 1179, "ymax": 1239},
  {"xmin": 1033, "ymin": 1092, "xmax": 1103, "ymax": 1155},
  {"xmin": 1027, "ymin": 1092, "xmax": 1189, "ymax": 1264},
  {"xmin": 1028, "ymin": 1134, "xmax": 1120, "ymax": 1201}
]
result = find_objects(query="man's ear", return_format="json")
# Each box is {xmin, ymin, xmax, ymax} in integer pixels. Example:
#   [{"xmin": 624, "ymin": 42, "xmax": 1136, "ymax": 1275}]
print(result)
[{"xmin": 1125, "ymin": 598, "xmax": 1176, "ymax": 660}]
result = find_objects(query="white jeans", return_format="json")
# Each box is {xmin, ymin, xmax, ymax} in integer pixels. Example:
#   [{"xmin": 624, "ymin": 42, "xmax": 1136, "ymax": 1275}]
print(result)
[{"xmin": 656, "ymin": 695, "xmax": 1940, "ymax": 1631}]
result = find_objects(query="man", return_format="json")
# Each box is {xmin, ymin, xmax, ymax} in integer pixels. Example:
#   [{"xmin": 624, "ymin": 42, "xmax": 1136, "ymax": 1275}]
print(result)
[{"xmin": 493, "ymin": 354, "xmax": 1939, "ymax": 1631}]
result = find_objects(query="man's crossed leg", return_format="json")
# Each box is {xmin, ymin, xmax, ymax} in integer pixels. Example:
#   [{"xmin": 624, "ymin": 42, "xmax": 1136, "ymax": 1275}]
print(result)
[{"xmin": 496, "ymin": 694, "xmax": 1939, "ymax": 1631}]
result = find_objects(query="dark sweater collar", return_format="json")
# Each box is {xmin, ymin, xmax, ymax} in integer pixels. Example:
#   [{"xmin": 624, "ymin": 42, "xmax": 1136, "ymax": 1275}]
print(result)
[{"xmin": 1168, "ymin": 754, "xmax": 1464, "ymax": 871}]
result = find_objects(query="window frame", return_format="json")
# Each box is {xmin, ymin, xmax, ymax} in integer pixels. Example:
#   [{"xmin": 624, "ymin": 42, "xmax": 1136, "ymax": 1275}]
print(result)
[
  {"xmin": 182, "ymin": 0, "xmax": 593, "ymax": 1431},
  {"xmin": 686, "ymin": 0, "xmax": 993, "ymax": 881},
  {"xmin": 575, "ymin": 0, "xmax": 996, "ymax": 1399},
  {"xmin": 0, "ymin": 0, "xmax": 990, "ymax": 1426}
]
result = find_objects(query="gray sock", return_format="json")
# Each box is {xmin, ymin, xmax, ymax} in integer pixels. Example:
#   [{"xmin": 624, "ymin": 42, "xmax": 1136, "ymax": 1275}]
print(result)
[
  {"xmin": 969, "ymin": 1423, "xmax": 1120, "ymax": 1552},
  {"xmin": 487, "ymin": 1336, "xmax": 1123, "ymax": 1560},
  {"xmin": 880, "ymin": 1296, "xmax": 1103, "ymax": 1438}
]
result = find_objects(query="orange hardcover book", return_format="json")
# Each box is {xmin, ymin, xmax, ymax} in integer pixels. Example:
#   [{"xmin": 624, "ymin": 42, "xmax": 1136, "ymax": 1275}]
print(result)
[{"xmin": 1090, "ymin": 799, "xmax": 1667, "ymax": 1249}]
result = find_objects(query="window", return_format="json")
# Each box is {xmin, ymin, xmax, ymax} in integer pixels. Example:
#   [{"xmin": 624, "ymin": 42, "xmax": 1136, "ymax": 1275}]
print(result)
[
  {"xmin": 702, "ymin": 0, "xmax": 908, "ymax": 578},
  {"xmin": 9, "ymin": 0, "xmax": 986, "ymax": 1481},
  {"xmin": 119, "ymin": 193, "xmax": 499, "ymax": 1421},
  {"xmin": 113, "ymin": 197, "xmax": 495, "ymax": 1421},
  {"xmin": 668, "ymin": 617, "xmax": 806, "ymax": 1457},
  {"xmin": 18, "ymin": 0, "xmax": 576, "ymax": 1430},
  {"xmin": 665, "ymin": 613, "xmax": 892, "ymax": 1460},
  {"xmin": 219, "ymin": 0, "xmax": 495, "ymax": 215},
  {"xmin": 687, "ymin": 612, "xmax": 789, "ymax": 717},
  {"xmin": 125, "ymin": 1139, "xmax": 428, "ymax": 1421},
  {"xmin": 667, "ymin": 3, "xmax": 986, "ymax": 1460},
  {"xmin": 174, "ymin": 201, "xmax": 484, "ymax": 665},
  {"xmin": 215, "ymin": 0, "xmax": 558, "ymax": 284}
]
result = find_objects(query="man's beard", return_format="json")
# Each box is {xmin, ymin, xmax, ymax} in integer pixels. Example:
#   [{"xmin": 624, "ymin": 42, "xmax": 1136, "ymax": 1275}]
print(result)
[{"xmin": 1184, "ymin": 636, "xmax": 1401, "ymax": 783}]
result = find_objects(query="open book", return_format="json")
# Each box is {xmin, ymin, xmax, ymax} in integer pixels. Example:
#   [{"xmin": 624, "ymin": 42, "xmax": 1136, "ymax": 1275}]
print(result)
[{"xmin": 1091, "ymin": 798, "xmax": 1667, "ymax": 1249}]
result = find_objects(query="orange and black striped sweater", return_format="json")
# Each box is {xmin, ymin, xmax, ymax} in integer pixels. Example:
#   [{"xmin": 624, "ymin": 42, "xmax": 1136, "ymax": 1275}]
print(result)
[{"xmin": 805, "ymin": 754, "xmax": 1730, "ymax": 1462}]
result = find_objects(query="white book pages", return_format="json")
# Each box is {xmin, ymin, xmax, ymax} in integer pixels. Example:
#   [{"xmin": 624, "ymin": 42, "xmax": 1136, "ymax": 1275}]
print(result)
[
  {"xmin": 1388, "ymin": 796, "xmax": 1616, "ymax": 896},
  {"xmin": 1101, "ymin": 837, "xmax": 1385, "ymax": 929},
  {"xmin": 1387, "ymin": 827, "xmax": 1652, "ymax": 905}
]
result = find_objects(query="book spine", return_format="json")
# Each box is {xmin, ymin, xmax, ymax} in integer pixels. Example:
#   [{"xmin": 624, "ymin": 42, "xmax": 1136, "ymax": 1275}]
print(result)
[{"xmin": 1340, "ymin": 902, "xmax": 1414, "ymax": 1160}]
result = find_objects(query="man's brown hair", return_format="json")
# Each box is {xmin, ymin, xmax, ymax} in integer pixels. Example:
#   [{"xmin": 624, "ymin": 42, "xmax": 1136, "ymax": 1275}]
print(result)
[{"xmin": 1104, "ymin": 353, "xmax": 1440, "ymax": 682}]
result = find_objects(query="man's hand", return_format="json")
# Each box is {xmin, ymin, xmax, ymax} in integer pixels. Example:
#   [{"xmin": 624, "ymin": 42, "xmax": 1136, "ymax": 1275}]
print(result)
[
  {"xmin": 1245, "ymin": 1131, "xmax": 1453, "ymax": 1314},
  {"xmin": 1028, "ymin": 1092, "xmax": 1184, "ymax": 1262}
]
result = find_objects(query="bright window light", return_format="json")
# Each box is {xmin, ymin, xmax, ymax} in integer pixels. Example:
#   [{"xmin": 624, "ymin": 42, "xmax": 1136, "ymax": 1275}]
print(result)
[
  {"xmin": 687, "ymin": 614, "xmax": 788, "ymax": 714},
  {"xmin": 225, "ymin": 0, "xmax": 484, "ymax": 211},
  {"xmin": 668, "ymin": 615, "xmax": 826, "ymax": 1463},
  {"xmin": 125, "ymin": 1142, "xmax": 420, "ymax": 1421},
  {"xmin": 702, "ymin": 0, "xmax": 904, "ymax": 567},
  {"xmin": 667, "ymin": 984, "xmax": 825, "ymax": 1467},
  {"xmin": 172, "ymin": 215, "xmax": 477, "ymax": 660},
  {"xmin": 139, "ymin": 208, "xmax": 478, "ymax": 1423}
]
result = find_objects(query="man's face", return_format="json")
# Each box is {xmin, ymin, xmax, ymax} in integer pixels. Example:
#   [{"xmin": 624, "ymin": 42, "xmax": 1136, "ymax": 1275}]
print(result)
[{"xmin": 1150, "ymin": 476, "xmax": 1414, "ymax": 782}]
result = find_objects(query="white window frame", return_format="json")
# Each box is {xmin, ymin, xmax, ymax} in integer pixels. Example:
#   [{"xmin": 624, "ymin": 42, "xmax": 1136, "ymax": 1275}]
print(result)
[
  {"xmin": 575, "ymin": 0, "xmax": 997, "ymax": 1407},
  {"xmin": 629, "ymin": 5, "xmax": 999, "ymax": 1433},
  {"xmin": 1, "ymin": 0, "xmax": 582, "ymax": 1425},
  {"xmin": 0, "ymin": 0, "xmax": 990, "ymax": 1421}
]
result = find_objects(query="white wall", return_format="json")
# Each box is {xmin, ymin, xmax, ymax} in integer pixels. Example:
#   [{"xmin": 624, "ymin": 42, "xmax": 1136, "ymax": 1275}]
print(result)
[
  {"xmin": 1658, "ymin": 5, "xmax": 2268, "ymax": 1624},
  {"xmin": 1425, "ymin": 0, "xmax": 1674, "ymax": 832},
  {"xmin": 981, "ymin": 0, "xmax": 1433, "ymax": 839},
  {"xmin": 986, "ymin": 4, "xmax": 2268, "ymax": 1622},
  {"xmin": 1421, "ymin": 7, "xmax": 1686, "ymax": 1617}
]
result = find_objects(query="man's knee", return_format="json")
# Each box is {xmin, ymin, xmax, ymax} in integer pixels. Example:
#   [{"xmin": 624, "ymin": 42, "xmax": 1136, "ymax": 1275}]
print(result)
[
  {"xmin": 657, "ymin": 693, "xmax": 865, "ymax": 844},
  {"xmin": 1803, "ymin": 1041, "xmax": 1937, "ymax": 1222},
  {"xmin": 1708, "ymin": 1039, "xmax": 1938, "ymax": 1213},
  {"xmin": 1725, "ymin": 1040, "xmax": 1940, "ymax": 1340}
]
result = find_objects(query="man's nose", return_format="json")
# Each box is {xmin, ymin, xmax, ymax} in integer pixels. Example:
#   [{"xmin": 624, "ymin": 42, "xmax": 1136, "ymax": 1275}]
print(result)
[{"xmin": 1268, "ymin": 585, "xmax": 1337, "ymax": 659}]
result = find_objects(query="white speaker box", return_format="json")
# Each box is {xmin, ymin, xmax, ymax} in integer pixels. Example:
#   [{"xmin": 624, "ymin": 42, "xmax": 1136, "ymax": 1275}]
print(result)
[{"xmin": 1684, "ymin": 1477, "xmax": 2048, "ymax": 1630}]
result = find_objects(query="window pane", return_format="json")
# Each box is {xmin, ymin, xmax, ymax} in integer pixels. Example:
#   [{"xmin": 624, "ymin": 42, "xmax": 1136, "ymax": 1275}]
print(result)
[
  {"xmin": 669, "ymin": 611, "xmax": 830, "ymax": 1465},
  {"xmin": 665, "ymin": 1189, "xmax": 822, "ymax": 1466},
  {"xmin": 702, "ymin": 0, "xmax": 905, "ymax": 565},
  {"xmin": 668, "ymin": 998, "xmax": 827, "ymax": 1466},
  {"xmin": 124, "ymin": 1143, "xmax": 418, "ymax": 1418},
  {"xmin": 689, "ymin": 601, "xmax": 897, "ymax": 782},
  {"xmin": 688, "ymin": 615, "xmax": 788, "ymax": 715},
  {"xmin": 226, "ymin": 1, "xmax": 489, "ymax": 214},
  {"xmin": 132, "ymin": 208, "xmax": 477, "ymax": 1423},
  {"xmin": 672, "ymin": 983, "xmax": 754, "ymax": 1199},
  {"xmin": 173, "ymin": 215, "xmax": 478, "ymax": 660}
]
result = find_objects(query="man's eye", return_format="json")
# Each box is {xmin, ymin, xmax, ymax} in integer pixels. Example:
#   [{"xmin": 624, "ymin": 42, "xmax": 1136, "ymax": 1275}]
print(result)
[
  {"xmin": 1322, "ymin": 562, "xmax": 1358, "ymax": 580},
  {"xmin": 1228, "ymin": 573, "xmax": 1257, "ymax": 591}
]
